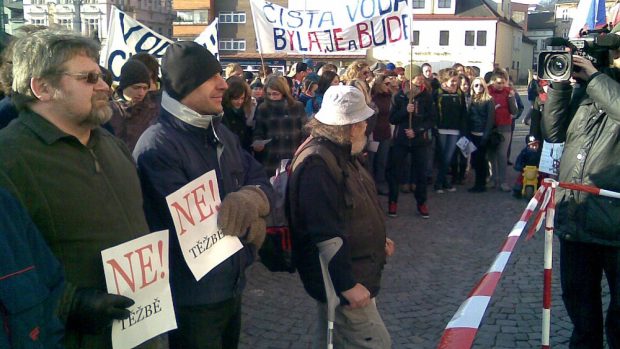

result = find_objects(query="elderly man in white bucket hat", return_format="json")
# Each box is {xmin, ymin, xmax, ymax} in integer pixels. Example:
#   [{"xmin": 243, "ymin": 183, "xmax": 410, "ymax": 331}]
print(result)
[{"xmin": 287, "ymin": 85, "xmax": 395, "ymax": 348}]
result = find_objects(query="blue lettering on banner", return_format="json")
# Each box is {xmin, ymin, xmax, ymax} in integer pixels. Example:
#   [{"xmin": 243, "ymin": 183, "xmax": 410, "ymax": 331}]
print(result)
[
  {"xmin": 318, "ymin": 12, "xmax": 335, "ymax": 28},
  {"xmin": 120, "ymin": 12, "xmax": 143, "ymax": 43},
  {"xmin": 378, "ymin": 0, "xmax": 392, "ymax": 15},
  {"xmin": 108, "ymin": 50, "xmax": 127, "ymax": 80},
  {"xmin": 263, "ymin": 2, "xmax": 276, "ymax": 24},
  {"xmin": 287, "ymin": 10, "xmax": 303, "ymax": 28}
]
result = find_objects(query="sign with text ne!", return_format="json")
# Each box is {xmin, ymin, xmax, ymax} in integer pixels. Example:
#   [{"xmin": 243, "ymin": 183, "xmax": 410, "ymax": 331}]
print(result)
[
  {"xmin": 165, "ymin": 170, "xmax": 243, "ymax": 281},
  {"xmin": 101, "ymin": 230, "xmax": 176, "ymax": 349}
]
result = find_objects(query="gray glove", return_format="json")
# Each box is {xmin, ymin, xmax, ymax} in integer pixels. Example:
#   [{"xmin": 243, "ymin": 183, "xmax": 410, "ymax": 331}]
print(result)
[{"xmin": 218, "ymin": 186, "xmax": 269, "ymax": 243}]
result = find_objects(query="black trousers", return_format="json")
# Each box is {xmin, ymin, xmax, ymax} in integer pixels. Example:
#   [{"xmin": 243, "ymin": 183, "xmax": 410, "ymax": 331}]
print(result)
[
  {"xmin": 560, "ymin": 239, "xmax": 620, "ymax": 349},
  {"xmin": 387, "ymin": 143, "xmax": 428, "ymax": 205},
  {"xmin": 470, "ymin": 135, "xmax": 488, "ymax": 188},
  {"xmin": 169, "ymin": 296, "xmax": 242, "ymax": 349}
]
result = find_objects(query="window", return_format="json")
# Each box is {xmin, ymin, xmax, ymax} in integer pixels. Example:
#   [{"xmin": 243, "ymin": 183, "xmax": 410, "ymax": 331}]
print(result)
[
  {"xmin": 58, "ymin": 18, "xmax": 72, "ymax": 30},
  {"xmin": 412, "ymin": 30, "xmax": 420, "ymax": 46},
  {"xmin": 175, "ymin": 10, "xmax": 209, "ymax": 24},
  {"xmin": 563, "ymin": 29, "xmax": 569, "ymax": 38},
  {"xmin": 31, "ymin": 18, "xmax": 45, "ymax": 25},
  {"xmin": 219, "ymin": 11, "xmax": 246, "ymax": 24},
  {"xmin": 412, "ymin": 0, "xmax": 425, "ymax": 9},
  {"xmin": 465, "ymin": 31, "xmax": 474, "ymax": 46},
  {"xmin": 219, "ymin": 39, "xmax": 246, "ymax": 51},
  {"xmin": 84, "ymin": 18, "xmax": 99, "ymax": 37},
  {"xmin": 439, "ymin": 31, "xmax": 449, "ymax": 46},
  {"xmin": 476, "ymin": 31, "xmax": 487, "ymax": 46},
  {"xmin": 562, "ymin": 9, "xmax": 569, "ymax": 21},
  {"xmin": 438, "ymin": 0, "xmax": 451, "ymax": 8},
  {"xmin": 512, "ymin": 11, "xmax": 525, "ymax": 24}
]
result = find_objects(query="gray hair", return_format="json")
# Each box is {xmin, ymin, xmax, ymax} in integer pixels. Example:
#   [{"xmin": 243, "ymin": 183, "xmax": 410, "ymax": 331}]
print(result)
[
  {"xmin": 12, "ymin": 29, "xmax": 101, "ymax": 109},
  {"xmin": 305, "ymin": 118, "xmax": 352, "ymax": 145}
]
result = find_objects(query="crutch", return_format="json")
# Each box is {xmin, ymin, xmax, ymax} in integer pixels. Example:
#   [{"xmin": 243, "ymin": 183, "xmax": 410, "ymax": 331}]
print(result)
[{"xmin": 317, "ymin": 237, "xmax": 343, "ymax": 349}]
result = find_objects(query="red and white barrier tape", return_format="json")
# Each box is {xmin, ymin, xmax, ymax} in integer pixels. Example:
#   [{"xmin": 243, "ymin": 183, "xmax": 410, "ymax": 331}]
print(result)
[
  {"xmin": 437, "ymin": 180, "xmax": 620, "ymax": 349},
  {"xmin": 437, "ymin": 185, "xmax": 547, "ymax": 349}
]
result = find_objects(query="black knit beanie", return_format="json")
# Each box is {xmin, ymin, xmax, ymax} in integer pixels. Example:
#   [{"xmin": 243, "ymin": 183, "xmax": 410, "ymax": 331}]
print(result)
[
  {"xmin": 162, "ymin": 41, "xmax": 221, "ymax": 101},
  {"xmin": 118, "ymin": 60, "xmax": 151, "ymax": 92}
]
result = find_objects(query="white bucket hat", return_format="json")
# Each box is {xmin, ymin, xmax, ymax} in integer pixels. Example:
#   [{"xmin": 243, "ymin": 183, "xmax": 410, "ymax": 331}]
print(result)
[{"xmin": 314, "ymin": 85, "xmax": 375, "ymax": 126}]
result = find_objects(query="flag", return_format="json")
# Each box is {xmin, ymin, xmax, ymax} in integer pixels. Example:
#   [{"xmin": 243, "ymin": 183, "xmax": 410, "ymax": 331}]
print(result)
[
  {"xmin": 569, "ymin": 0, "xmax": 607, "ymax": 37},
  {"xmin": 194, "ymin": 18, "xmax": 219, "ymax": 60},
  {"xmin": 608, "ymin": 2, "xmax": 620, "ymax": 29}
]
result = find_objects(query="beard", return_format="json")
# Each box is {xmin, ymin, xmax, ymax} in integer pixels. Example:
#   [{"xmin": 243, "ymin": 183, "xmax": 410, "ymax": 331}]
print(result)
[
  {"xmin": 351, "ymin": 134, "xmax": 367, "ymax": 155},
  {"xmin": 83, "ymin": 93, "xmax": 112, "ymax": 128}
]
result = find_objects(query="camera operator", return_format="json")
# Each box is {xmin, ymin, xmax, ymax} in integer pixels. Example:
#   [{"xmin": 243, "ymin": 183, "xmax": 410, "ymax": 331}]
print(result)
[{"xmin": 543, "ymin": 49, "xmax": 620, "ymax": 349}]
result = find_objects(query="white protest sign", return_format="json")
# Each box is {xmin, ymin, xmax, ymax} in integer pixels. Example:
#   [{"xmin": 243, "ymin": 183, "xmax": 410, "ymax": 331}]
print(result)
[
  {"xmin": 101, "ymin": 230, "xmax": 176, "ymax": 349},
  {"xmin": 165, "ymin": 170, "xmax": 243, "ymax": 281},
  {"xmin": 250, "ymin": 0, "xmax": 413, "ymax": 54},
  {"xmin": 101, "ymin": 6, "xmax": 172, "ymax": 80},
  {"xmin": 194, "ymin": 18, "xmax": 220, "ymax": 60},
  {"xmin": 456, "ymin": 136, "xmax": 477, "ymax": 158},
  {"xmin": 539, "ymin": 141, "xmax": 564, "ymax": 176}
]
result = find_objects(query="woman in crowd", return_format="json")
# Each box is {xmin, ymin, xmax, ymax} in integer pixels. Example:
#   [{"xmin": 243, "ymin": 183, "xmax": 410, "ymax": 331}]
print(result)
[
  {"xmin": 225, "ymin": 63, "xmax": 243, "ymax": 79},
  {"xmin": 297, "ymin": 78, "xmax": 317, "ymax": 107},
  {"xmin": 342, "ymin": 60, "xmax": 371, "ymax": 84},
  {"xmin": 305, "ymin": 70, "xmax": 339, "ymax": 117},
  {"xmin": 110, "ymin": 59, "xmax": 160, "ymax": 151},
  {"xmin": 253, "ymin": 76, "xmax": 307, "ymax": 176},
  {"xmin": 487, "ymin": 70, "xmax": 517, "ymax": 192},
  {"xmin": 433, "ymin": 68, "xmax": 467, "ymax": 193},
  {"xmin": 467, "ymin": 77, "xmax": 495, "ymax": 192},
  {"xmin": 386, "ymin": 65, "xmax": 435, "ymax": 218},
  {"xmin": 450, "ymin": 74, "xmax": 472, "ymax": 185},
  {"xmin": 370, "ymin": 73, "xmax": 394, "ymax": 194},
  {"xmin": 222, "ymin": 76, "xmax": 253, "ymax": 151}
]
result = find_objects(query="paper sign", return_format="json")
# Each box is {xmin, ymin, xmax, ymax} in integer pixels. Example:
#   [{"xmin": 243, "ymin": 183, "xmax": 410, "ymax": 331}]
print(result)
[
  {"xmin": 251, "ymin": 139, "xmax": 272, "ymax": 147},
  {"xmin": 539, "ymin": 141, "xmax": 564, "ymax": 176},
  {"xmin": 456, "ymin": 136, "xmax": 477, "ymax": 158},
  {"xmin": 165, "ymin": 170, "xmax": 243, "ymax": 281},
  {"xmin": 101, "ymin": 230, "xmax": 176, "ymax": 349}
]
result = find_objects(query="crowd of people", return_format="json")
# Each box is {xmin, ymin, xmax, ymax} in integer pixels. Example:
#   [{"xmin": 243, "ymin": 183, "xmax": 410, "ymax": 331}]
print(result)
[{"xmin": 2, "ymin": 24, "xmax": 611, "ymax": 349}]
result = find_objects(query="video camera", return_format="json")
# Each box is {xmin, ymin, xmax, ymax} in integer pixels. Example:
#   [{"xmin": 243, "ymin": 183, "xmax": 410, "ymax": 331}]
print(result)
[{"xmin": 537, "ymin": 27, "xmax": 620, "ymax": 80}]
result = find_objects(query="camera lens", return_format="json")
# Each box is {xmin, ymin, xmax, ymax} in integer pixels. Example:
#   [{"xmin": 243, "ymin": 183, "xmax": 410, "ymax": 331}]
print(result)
[{"xmin": 547, "ymin": 55, "xmax": 568, "ymax": 76}]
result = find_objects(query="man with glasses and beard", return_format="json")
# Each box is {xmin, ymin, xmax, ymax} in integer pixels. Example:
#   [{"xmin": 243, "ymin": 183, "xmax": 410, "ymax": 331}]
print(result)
[{"xmin": 0, "ymin": 30, "xmax": 165, "ymax": 349}]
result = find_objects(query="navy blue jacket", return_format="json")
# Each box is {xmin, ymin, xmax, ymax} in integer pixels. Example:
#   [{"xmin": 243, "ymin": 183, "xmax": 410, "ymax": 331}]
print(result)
[
  {"xmin": 0, "ymin": 97, "xmax": 18, "ymax": 130},
  {"xmin": 133, "ymin": 109, "xmax": 272, "ymax": 306},
  {"xmin": 0, "ymin": 187, "xmax": 65, "ymax": 349}
]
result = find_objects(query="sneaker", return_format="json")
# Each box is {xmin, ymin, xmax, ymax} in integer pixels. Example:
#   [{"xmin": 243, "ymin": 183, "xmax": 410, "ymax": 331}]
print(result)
[
  {"xmin": 434, "ymin": 186, "xmax": 445, "ymax": 194},
  {"xmin": 500, "ymin": 183, "xmax": 512, "ymax": 192},
  {"xmin": 417, "ymin": 204, "xmax": 429, "ymax": 219},
  {"xmin": 444, "ymin": 184, "xmax": 457, "ymax": 192},
  {"xmin": 388, "ymin": 202, "xmax": 398, "ymax": 217}
]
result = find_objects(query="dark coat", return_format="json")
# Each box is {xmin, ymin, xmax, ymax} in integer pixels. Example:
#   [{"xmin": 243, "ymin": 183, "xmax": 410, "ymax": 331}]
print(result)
[
  {"xmin": 109, "ymin": 91, "xmax": 161, "ymax": 152},
  {"xmin": 371, "ymin": 91, "xmax": 392, "ymax": 141},
  {"xmin": 222, "ymin": 105, "xmax": 253, "ymax": 151},
  {"xmin": 433, "ymin": 87, "xmax": 467, "ymax": 132},
  {"xmin": 390, "ymin": 89, "xmax": 436, "ymax": 147},
  {"xmin": 288, "ymin": 137, "xmax": 387, "ymax": 304},
  {"xmin": 134, "ymin": 109, "xmax": 272, "ymax": 306},
  {"xmin": 0, "ymin": 188, "xmax": 65, "ymax": 349},
  {"xmin": 542, "ymin": 72, "xmax": 620, "ymax": 246},
  {"xmin": 253, "ymin": 99, "xmax": 307, "ymax": 176},
  {"xmin": 468, "ymin": 98, "xmax": 495, "ymax": 139}
]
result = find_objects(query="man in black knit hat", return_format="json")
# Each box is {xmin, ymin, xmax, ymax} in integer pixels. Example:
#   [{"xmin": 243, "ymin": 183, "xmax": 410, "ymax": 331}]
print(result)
[{"xmin": 133, "ymin": 41, "xmax": 272, "ymax": 349}]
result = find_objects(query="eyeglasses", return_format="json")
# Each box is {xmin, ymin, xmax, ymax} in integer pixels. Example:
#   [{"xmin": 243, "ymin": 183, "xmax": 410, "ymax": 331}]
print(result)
[
  {"xmin": 62, "ymin": 71, "xmax": 102, "ymax": 84},
  {"xmin": 473, "ymin": 84, "xmax": 483, "ymax": 88}
]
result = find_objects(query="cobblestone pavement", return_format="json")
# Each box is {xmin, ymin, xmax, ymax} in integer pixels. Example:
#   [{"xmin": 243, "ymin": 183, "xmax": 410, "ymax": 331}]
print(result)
[{"xmin": 239, "ymin": 89, "xmax": 610, "ymax": 348}]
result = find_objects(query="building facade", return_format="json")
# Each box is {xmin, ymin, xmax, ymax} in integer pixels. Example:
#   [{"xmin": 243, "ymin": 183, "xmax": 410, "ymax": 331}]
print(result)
[
  {"xmin": 172, "ymin": 0, "xmax": 213, "ymax": 41},
  {"xmin": 372, "ymin": 0, "xmax": 532, "ymax": 81},
  {"xmin": 23, "ymin": 0, "xmax": 173, "ymax": 45},
  {"xmin": 526, "ymin": 11, "xmax": 555, "ymax": 71}
]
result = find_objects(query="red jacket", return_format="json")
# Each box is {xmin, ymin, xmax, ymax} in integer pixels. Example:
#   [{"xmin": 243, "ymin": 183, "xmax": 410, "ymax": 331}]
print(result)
[{"xmin": 488, "ymin": 86, "xmax": 516, "ymax": 127}]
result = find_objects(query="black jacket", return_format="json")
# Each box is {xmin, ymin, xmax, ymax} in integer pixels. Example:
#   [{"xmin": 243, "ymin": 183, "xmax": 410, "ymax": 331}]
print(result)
[
  {"xmin": 542, "ymin": 72, "xmax": 620, "ymax": 246},
  {"xmin": 288, "ymin": 137, "xmax": 387, "ymax": 304},
  {"xmin": 390, "ymin": 89, "xmax": 436, "ymax": 147}
]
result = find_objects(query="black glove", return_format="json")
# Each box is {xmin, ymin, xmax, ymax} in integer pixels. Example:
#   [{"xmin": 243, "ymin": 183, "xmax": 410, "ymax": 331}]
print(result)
[{"xmin": 67, "ymin": 288, "xmax": 134, "ymax": 334}]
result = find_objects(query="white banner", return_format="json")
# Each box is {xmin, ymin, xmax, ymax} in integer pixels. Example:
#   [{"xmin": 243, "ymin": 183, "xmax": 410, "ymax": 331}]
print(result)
[
  {"xmin": 101, "ymin": 6, "xmax": 172, "ymax": 80},
  {"xmin": 165, "ymin": 170, "xmax": 243, "ymax": 281},
  {"xmin": 102, "ymin": 7, "xmax": 219, "ymax": 80},
  {"xmin": 101, "ymin": 230, "xmax": 176, "ymax": 349},
  {"xmin": 250, "ymin": 0, "xmax": 413, "ymax": 54},
  {"xmin": 194, "ymin": 18, "xmax": 220, "ymax": 60}
]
